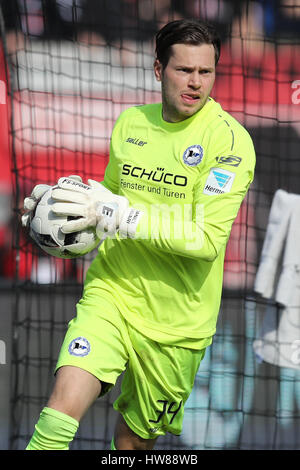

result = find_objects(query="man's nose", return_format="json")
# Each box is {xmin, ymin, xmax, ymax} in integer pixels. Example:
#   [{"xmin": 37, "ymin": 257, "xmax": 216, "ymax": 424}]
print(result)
[{"xmin": 188, "ymin": 72, "xmax": 201, "ymax": 88}]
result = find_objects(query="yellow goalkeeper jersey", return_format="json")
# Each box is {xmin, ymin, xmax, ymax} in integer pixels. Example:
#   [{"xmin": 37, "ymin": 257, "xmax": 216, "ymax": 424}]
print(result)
[{"xmin": 84, "ymin": 97, "xmax": 255, "ymax": 349}]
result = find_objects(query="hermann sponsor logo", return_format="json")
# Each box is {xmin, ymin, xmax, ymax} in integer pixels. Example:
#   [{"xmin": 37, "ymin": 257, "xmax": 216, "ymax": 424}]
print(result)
[
  {"xmin": 204, "ymin": 184, "xmax": 224, "ymax": 194},
  {"xmin": 203, "ymin": 167, "xmax": 235, "ymax": 195}
]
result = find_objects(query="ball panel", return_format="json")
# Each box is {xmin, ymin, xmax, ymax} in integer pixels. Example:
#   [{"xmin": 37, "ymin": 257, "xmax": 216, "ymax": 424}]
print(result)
[{"xmin": 30, "ymin": 188, "xmax": 101, "ymax": 259}]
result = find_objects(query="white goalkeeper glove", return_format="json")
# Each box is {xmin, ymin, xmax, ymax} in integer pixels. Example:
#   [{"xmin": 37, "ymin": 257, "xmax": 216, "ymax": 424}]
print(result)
[
  {"xmin": 22, "ymin": 184, "xmax": 51, "ymax": 228},
  {"xmin": 51, "ymin": 176, "xmax": 143, "ymax": 238},
  {"xmin": 21, "ymin": 175, "xmax": 82, "ymax": 228}
]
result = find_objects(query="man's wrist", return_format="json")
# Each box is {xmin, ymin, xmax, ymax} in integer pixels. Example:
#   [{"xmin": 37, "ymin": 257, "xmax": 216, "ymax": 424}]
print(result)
[{"xmin": 119, "ymin": 207, "xmax": 143, "ymax": 238}]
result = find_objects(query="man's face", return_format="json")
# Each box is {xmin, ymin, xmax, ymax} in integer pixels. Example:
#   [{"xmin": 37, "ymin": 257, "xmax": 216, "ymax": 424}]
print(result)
[{"xmin": 154, "ymin": 43, "xmax": 216, "ymax": 123}]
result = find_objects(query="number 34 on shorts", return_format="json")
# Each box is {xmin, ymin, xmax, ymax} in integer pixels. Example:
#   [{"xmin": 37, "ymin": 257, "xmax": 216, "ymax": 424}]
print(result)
[{"xmin": 148, "ymin": 399, "xmax": 182, "ymax": 433}]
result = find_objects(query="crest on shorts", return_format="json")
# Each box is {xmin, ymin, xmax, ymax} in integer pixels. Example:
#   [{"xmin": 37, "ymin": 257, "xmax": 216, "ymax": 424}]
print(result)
[
  {"xmin": 68, "ymin": 337, "xmax": 91, "ymax": 357},
  {"xmin": 183, "ymin": 145, "xmax": 204, "ymax": 167}
]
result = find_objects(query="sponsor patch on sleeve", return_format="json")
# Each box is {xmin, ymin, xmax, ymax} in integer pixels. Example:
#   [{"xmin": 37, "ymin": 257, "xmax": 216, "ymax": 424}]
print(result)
[
  {"xmin": 216, "ymin": 155, "xmax": 242, "ymax": 167},
  {"xmin": 203, "ymin": 168, "xmax": 235, "ymax": 195}
]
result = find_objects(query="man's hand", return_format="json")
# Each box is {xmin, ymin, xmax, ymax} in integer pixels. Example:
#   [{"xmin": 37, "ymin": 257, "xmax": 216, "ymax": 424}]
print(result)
[
  {"xmin": 21, "ymin": 175, "xmax": 83, "ymax": 229},
  {"xmin": 51, "ymin": 177, "xmax": 143, "ymax": 238},
  {"xmin": 22, "ymin": 184, "xmax": 52, "ymax": 228}
]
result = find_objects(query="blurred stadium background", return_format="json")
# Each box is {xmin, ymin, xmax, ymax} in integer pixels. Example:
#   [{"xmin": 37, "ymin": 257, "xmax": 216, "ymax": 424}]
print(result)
[{"xmin": 0, "ymin": 0, "xmax": 299, "ymax": 450}]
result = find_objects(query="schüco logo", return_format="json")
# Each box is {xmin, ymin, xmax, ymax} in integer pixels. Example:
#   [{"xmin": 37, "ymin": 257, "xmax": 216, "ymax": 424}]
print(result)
[{"xmin": 122, "ymin": 164, "xmax": 187, "ymax": 187}]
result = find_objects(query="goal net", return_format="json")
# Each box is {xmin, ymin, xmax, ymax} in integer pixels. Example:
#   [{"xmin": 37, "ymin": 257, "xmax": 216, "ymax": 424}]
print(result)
[{"xmin": 1, "ymin": 0, "xmax": 299, "ymax": 450}]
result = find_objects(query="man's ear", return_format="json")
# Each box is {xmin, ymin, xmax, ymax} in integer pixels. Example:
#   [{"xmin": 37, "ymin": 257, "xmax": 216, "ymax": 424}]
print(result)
[{"xmin": 153, "ymin": 59, "xmax": 163, "ymax": 82}]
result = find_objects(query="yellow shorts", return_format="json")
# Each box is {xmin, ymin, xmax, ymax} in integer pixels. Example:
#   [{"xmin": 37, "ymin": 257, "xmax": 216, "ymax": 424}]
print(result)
[{"xmin": 55, "ymin": 293, "xmax": 207, "ymax": 440}]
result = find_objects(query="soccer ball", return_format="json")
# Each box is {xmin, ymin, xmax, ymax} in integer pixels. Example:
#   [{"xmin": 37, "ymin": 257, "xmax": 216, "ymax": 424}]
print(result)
[{"xmin": 30, "ymin": 188, "xmax": 100, "ymax": 259}]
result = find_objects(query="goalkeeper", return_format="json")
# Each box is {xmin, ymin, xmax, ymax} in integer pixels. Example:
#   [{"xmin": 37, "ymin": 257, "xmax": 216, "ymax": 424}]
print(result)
[{"xmin": 23, "ymin": 19, "xmax": 255, "ymax": 450}]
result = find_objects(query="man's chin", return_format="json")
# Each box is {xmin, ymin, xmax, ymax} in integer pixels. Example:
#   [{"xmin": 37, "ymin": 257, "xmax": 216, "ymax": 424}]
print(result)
[
  {"xmin": 163, "ymin": 99, "xmax": 207, "ymax": 122},
  {"xmin": 180, "ymin": 102, "xmax": 206, "ymax": 118}
]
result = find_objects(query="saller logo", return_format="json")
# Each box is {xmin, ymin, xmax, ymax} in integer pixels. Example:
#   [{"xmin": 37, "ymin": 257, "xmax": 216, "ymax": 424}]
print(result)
[
  {"xmin": 122, "ymin": 164, "xmax": 187, "ymax": 187},
  {"xmin": 126, "ymin": 137, "xmax": 147, "ymax": 147}
]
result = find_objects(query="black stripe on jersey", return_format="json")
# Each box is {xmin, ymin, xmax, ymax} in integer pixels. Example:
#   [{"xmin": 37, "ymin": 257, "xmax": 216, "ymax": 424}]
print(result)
[{"xmin": 218, "ymin": 114, "xmax": 235, "ymax": 151}]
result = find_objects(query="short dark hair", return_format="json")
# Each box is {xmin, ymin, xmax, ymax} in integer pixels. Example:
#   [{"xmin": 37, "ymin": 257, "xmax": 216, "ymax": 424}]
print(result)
[{"xmin": 155, "ymin": 19, "xmax": 221, "ymax": 69}]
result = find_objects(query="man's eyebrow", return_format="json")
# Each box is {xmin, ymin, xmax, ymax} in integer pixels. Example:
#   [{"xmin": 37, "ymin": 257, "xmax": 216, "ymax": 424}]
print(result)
[{"xmin": 176, "ymin": 64, "xmax": 215, "ymax": 71}]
